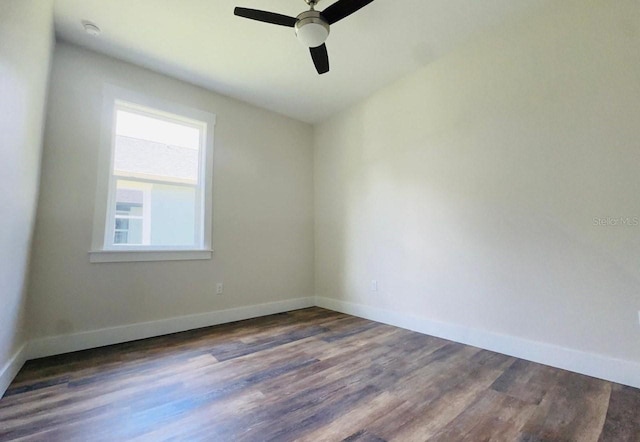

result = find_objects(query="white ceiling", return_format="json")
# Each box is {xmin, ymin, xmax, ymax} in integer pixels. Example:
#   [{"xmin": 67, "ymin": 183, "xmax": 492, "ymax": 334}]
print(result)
[{"xmin": 54, "ymin": 0, "xmax": 546, "ymax": 124}]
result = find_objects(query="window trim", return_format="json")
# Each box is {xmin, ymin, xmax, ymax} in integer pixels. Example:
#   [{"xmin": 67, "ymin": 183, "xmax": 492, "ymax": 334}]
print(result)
[{"xmin": 90, "ymin": 85, "xmax": 215, "ymax": 263}]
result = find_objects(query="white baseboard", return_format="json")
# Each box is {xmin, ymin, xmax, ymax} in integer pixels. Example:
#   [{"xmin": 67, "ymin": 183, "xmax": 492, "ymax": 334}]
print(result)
[
  {"xmin": 27, "ymin": 297, "xmax": 314, "ymax": 360},
  {"xmin": 0, "ymin": 343, "xmax": 28, "ymax": 398},
  {"xmin": 20, "ymin": 295, "xmax": 640, "ymax": 390},
  {"xmin": 315, "ymin": 296, "xmax": 640, "ymax": 389}
]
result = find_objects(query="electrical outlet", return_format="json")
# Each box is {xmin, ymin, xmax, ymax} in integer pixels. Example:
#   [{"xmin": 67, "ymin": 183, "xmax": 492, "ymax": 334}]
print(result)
[
  {"xmin": 371, "ymin": 280, "xmax": 378, "ymax": 292},
  {"xmin": 216, "ymin": 283, "xmax": 223, "ymax": 295}
]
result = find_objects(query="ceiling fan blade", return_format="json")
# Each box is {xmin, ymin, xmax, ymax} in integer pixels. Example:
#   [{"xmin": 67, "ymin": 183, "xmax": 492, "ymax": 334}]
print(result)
[
  {"xmin": 310, "ymin": 44, "xmax": 330, "ymax": 74},
  {"xmin": 234, "ymin": 7, "xmax": 297, "ymax": 27},
  {"xmin": 320, "ymin": 0, "xmax": 374, "ymax": 25}
]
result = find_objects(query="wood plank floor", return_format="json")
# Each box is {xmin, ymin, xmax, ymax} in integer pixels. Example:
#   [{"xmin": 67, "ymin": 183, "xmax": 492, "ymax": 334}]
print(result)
[{"xmin": 1, "ymin": 307, "xmax": 639, "ymax": 441}]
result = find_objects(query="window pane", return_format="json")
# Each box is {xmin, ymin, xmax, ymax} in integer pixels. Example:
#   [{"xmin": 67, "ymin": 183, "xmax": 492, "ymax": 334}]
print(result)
[
  {"xmin": 114, "ymin": 231, "xmax": 128, "ymax": 244},
  {"xmin": 112, "ymin": 179, "xmax": 197, "ymax": 247},
  {"xmin": 113, "ymin": 181, "xmax": 147, "ymax": 246},
  {"xmin": 103, "ymin": 99, "xmax": 210, "ymax": 252},
  {"xmin": 115, "ymin": 218, "xmax": 129, "ymax": 230},
  {"xmin": 114, "ymin": 109, "xmax": 201, "ymax": 183},
  {"xmin": 115, "ymin": 190, "xmax": 143, "ymax": 207},
  {"xmin": 116, "ymin": 110, "xmax": 200, "ymax": 149},
  {"xmin": 116, "ymin": 218, "xmax": 143, "ymax": 244},
  {"xmin": 116, "ymin": 202, "xmax": 143, "ymax": 217},
  {"xmin": 149, "ymin": 183, "xmax": 197, "ymax": 246}
]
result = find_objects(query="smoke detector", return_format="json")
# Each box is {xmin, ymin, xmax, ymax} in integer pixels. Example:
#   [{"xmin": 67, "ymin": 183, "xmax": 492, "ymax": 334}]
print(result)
[{"xmin": 82, "ymin": 20, "xmax": 101, "ymax": 36}]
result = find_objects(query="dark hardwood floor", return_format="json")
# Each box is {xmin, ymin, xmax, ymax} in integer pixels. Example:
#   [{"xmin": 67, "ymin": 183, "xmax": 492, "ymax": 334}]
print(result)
[{"xmin": 1, "ymin": 307, "xmax": 639, "ymax": 441}]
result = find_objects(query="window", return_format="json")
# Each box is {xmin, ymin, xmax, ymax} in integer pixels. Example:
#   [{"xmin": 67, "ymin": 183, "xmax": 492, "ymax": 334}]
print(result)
[
  {"xmin": 113, "ymin": 185, "xmax": 149, "ymax": 245},
  {"xmin": 90, "ymin": 86, "xmax": 214, "ymax": 263}
]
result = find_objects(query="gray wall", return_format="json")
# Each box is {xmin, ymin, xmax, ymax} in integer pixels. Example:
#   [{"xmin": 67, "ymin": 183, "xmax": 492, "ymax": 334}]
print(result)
[
  {"xmin": 315, "ymin": 0, "xmax": 640, "ymax": 366},
  {"xmin": 0, "ymin": 0, "xmax": 54, "ymax": 388},
  {"xmin": 28, "ymin": 43, "xmax": 314, "ymax": 340}
]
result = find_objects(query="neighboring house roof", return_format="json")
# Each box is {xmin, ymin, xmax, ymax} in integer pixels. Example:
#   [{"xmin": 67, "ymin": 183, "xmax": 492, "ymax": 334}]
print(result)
[{"xmin": 114, "ymin": 135, "xmax": 199, "ymax": 183}]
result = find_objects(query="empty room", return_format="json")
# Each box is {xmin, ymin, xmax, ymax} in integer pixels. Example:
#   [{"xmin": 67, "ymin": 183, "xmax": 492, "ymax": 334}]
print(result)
[{"xmin": 1, "ymin": 0, "xmax": 639, "ymax": 440}]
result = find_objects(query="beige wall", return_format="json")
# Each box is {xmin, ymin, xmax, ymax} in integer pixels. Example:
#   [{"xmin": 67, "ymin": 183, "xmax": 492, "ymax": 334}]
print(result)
[
  {"xmin": 28, "ymin": 43, "xmax": 314, "ymax": 339},
  {"xmin": 315, "ymin": 0, "xmax": 640, "ymax": 364},
  {"xmin": 0, "ymin": 0, "xmax": 53, "ymax": 374}
]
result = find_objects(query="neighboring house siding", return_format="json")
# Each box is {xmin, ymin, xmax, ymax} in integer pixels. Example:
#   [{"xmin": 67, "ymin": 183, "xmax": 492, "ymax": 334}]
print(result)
[{"xmin": 150, "ymin": 184, "xmax": 196, "ymax": 245}]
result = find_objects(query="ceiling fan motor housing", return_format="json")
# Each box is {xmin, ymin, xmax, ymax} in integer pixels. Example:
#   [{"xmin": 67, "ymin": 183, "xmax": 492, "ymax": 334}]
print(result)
[{"xmin": 295, "ymin": 10, "xmax": 330, "ymax": 48}]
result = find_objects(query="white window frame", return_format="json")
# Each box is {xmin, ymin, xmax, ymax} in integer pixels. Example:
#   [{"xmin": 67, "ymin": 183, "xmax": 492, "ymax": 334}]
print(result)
[{"xmin": 90, "ymin": 85, "xmax": 215, "ymax": 263}]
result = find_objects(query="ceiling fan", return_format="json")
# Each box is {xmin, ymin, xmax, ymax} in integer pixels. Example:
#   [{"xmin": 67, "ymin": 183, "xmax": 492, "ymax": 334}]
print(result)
[{"xmin": 234, "ymin": 0, "xmax": 375, "ymax": 75}]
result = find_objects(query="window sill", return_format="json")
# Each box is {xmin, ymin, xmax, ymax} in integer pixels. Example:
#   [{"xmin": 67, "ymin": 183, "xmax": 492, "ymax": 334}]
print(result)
[{"xmin": 89, "ymin": 249, "xmax": 213, "ymax": 263}]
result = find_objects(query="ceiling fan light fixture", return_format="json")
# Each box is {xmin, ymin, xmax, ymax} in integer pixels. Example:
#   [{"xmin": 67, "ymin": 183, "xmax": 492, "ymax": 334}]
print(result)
[
  {"xmin": 295, "ymin": 11, "xmax": 329, "ymax": 48},
  {"xmin": 234, "ymin": 0, "xmax": 376, "ymax": 73}
]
